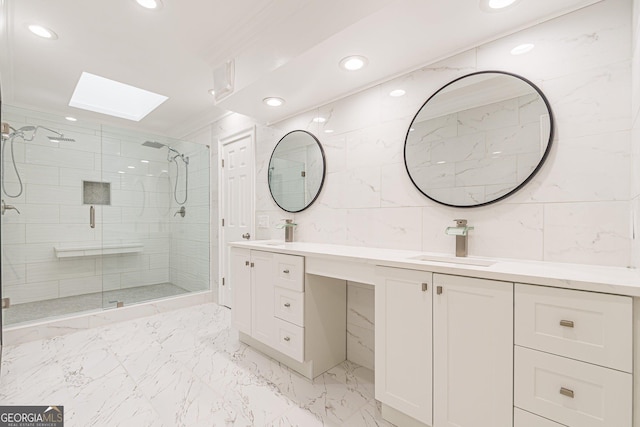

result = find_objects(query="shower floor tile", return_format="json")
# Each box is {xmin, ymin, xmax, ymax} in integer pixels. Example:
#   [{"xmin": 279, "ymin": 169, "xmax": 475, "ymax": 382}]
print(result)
[
  {"xmin": 0, "ymin": 303, "xmax": 396, "ymax": 427},
  {"xmin": 4, "ymin": 282, "xmax": 188, "ymax": 326}
]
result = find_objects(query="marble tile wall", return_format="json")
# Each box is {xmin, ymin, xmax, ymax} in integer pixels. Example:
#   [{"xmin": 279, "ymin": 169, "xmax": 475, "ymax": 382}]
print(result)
[
  {"xmin": 208, "ymin": 0, "xmax": 635, "ymax": 363},
  {"xmin": 632, "ymin": 0, "xmax": 640, "ymax": 267}
]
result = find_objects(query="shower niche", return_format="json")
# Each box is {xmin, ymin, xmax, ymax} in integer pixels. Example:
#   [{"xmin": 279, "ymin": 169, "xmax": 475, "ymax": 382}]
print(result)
[
  {"xmin": 83, "ymin": 181, "xmax": 111, "ymax": 205},
  {"xmin": 0, "ymin": 105, "xmax": 210, "ymax": 326}
]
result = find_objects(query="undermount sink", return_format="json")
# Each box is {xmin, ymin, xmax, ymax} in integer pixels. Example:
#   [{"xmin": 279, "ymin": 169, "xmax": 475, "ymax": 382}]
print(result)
[{"xmin": 409, "ymin": 254, "xmax": 495, "ymax": 267}]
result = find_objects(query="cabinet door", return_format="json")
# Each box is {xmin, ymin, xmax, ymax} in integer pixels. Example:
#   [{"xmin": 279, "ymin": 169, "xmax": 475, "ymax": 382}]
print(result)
[
  {"xmin": 231, "ymin": 248, "xmax": 252, "ymax": 334},
  {"xmin": 433, "ymin": 274, "xmax": 513, "ymax": 427},
  {"xmin": 375, "ymin": 266, "xmax": 433, "ymax": 425},
  {"xmin": 251, "ymin": 250, "xmax": 275, "ymax": 346}
]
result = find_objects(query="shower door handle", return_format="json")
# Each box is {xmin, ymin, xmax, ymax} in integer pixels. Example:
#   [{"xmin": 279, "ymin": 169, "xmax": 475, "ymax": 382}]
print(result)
[{"xmin": 90, "ymin": 205, "xmax": 95, "ymax": 229}]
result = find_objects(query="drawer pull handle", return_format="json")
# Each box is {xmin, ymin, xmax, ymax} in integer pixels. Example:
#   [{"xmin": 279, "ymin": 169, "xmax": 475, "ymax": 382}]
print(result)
[
  {"xmin": 283, "ymin": 269, "xmax": 290, "ymax": 274},
  {"xmin": 422, "ymin": 283, "xmax": 428, "ymax": 292},
  {"xmin": 245, "ymin": 261, "xmax": 250, "ymax": 266},
  {"xmin": 284, "ymin": 302, "xmax": 291, "ymax": 308},
  {"xmin": 560, "ymin": 320, "xmax": 574, "ymax": 328},
  {"xmin": 560, "ymin": 387, "xmax": 574, "ymax": 398},
  {"xmin": 284, "ymin": 336, "xmax": 291, "ymax": 342},
  {"xmin": 436, "ymin": 286, "xmax": 443, "ymax": 295}
]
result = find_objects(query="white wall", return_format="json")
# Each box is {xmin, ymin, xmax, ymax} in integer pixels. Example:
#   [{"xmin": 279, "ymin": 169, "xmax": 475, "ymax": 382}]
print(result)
[{"xmin": 213, "ymin": 0, "xmax": 633, "ymax": 368}]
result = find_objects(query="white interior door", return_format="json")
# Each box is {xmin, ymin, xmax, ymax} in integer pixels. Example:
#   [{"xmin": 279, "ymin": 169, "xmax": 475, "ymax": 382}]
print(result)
[{"xmin": 219, "ymin": 127, "xmax": 255, "ymax": 308}]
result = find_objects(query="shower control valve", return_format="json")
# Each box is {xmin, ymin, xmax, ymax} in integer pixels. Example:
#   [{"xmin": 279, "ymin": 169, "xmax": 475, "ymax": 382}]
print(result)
[
  {"xmin": 174, "ymin": 206, "xmax": 186, "ymax": 218},
  {"xmin": 1, "ymin": 200, "xmax": 20, "ymax": 215}
]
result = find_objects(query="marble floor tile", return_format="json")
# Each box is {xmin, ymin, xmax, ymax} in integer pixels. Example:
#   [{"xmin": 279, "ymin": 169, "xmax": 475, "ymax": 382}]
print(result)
[{"xmin": 0, "ymin": 302, "xmax": 396, "ymax": 427}]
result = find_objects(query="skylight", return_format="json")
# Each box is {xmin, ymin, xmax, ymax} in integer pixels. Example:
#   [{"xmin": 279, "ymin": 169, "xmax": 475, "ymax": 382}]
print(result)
[{"xmin": 69, "ymin": 72, "xmax": 168, "ymax": 121}]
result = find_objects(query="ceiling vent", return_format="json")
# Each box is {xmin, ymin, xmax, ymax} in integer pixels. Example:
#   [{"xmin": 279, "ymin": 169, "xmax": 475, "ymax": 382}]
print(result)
[{"xmin": 212, "ymin": 60, "xmax": 235, "ymax": 103}]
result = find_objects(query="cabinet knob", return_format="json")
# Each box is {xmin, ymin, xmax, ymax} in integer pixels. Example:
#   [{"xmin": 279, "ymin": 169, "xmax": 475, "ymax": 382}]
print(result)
[
  {"xmin": 284, "ymin": 302, "xmax": 291, "ymax": 308},
  {"xmin": 422, "ymin": 283, "xmax": 428, "ymax": 292},
  {"xmin": 436, "ymin": 286, "xmax": 443, "ymax": 295},
  {"xmin": 245, "ymin": 261, "xmax": 250, "ymax": 266},
  {"xmin": 559, "ymin": 387, "xmax": 574, "ymax": 398},
  {"xmin": 250, "ymin": 262, "xmax": 254, "ymax": 267},
  {"xmin": 284, "ymin": 336, "xmax": 291, "ymax": 342},
  {"xmin": 559, "ymin": 319, "xmax": 574, "ymax": 328},
  {"xmin": 283, "ymin": 269, "xmax": 290, "ymax": 274}
]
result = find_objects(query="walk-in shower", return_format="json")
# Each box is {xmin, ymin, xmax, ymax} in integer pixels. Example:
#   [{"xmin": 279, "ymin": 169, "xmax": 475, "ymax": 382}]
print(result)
[{"xmin": 0, "ymin": 106, "xmax": 210, "ymax": 327}]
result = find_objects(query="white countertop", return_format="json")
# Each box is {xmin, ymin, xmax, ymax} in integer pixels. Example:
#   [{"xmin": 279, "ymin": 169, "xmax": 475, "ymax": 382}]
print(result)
[{"xmin": 230, "ymin": 240, "xmax": 640, "ymax": 297}]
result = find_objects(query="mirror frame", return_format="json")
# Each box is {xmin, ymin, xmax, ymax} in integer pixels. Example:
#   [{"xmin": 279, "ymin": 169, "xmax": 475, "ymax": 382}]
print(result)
[
  {"xmin": 404, "ymin": 70, "xmax": 555, "ymax": 208},
  {"xmin": 268, "ymin": 129, "xmax": 327, "ymax": 213}
]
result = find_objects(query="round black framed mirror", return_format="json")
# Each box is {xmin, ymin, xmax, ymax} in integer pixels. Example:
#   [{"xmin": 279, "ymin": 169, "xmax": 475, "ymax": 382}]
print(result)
[
  {"xmin": 404, "ymin": 71, "xmax": 554, "ymax": 208},
  {"xmin": 268, "ymin": 130, "xmax": 326, "ymax": 213}
]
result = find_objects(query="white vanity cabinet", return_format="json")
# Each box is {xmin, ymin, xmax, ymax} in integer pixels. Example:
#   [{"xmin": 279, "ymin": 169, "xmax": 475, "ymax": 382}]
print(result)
[
  {"xmin": 375, "ymin": 267, "xmax": 433, "ymax": 426},
  {"xmin": 514, "ymin": 284, "xmax": 633, "ymax": 427},
  {"xmin": 230, "ymin": 247, "xmax": 347, "ymax": 379},
  {"xmin": 432, "ymin": 273, "xmax": 513, "ymax": 427},
  {"xmin": 375, "ymin": 267, "xmax": 513, "ymax": 427}
]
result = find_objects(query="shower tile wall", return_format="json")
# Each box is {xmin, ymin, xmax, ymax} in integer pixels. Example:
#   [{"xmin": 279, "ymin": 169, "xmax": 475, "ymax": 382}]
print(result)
[
  {"xmin": 2, "ymin": 107, "xmax": 172, "ymax": 307},
  {"xmin": 167, "ymin": 139, "xmax": 210, "ymax": 293}
]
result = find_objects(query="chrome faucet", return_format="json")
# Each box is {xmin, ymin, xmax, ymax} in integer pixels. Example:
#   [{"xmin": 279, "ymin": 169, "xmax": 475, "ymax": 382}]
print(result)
[
  {"xmin": 276, "ymin": 219, "xmax": 297, "ymax": 242},
  {"xmin": 445, "ymin": 219, "xmax": 474, "ymax": 257}
]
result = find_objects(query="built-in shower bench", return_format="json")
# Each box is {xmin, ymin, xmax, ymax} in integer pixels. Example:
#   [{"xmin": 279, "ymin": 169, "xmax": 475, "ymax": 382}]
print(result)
[{"xmin": 54, "ymin": 241, "xmax": 143, "ymax": 258}]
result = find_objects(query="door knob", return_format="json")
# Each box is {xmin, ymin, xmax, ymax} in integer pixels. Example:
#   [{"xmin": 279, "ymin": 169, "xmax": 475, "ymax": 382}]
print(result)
[{"xmin": 242, "ymin": 233, "xmax": 251, "ymax": 239}]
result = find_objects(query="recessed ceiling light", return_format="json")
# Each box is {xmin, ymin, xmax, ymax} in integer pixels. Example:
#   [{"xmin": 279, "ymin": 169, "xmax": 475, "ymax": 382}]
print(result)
[
  {"xmin": 65, "ymin": 116, "xmax": 77, "ymax": 122},
  {"xmin": 69, "ymin": 72, "xmax": 168, "ymax": 121},
  {"xmin": 28, "ymin": 24, "xmax": 57, "ymax": 40},
  {"xmin": 389, "ymin": 89, "xmax": 406, "ymax": 97},
  {"xmin": 479, "ymin": 0, "xmax": 519, "ymax": 12},
  {"xmin": 510, "ymin": 43, "xmax": 535, "ymax": 55},
  {"xmin": 339, "ymin": 55, "xmax": 368, "ymax": 71},
  {"xmin": 135, "ymin": 0, "xmax": 163, "ymax": 9},
  {"xmin": 141, "ymin": 159, "xmax": 149, "ymax": 163},
  {"xmin": 313, "ymin": 117, "xmax": 326, "ymax": 123},
  {"xmin": 324, "ymin": 129, "xmax": 334, "ymax": 134},
  {"xmin": 263, "ymin": 97, "xmax": 285, "ymax": 107}
]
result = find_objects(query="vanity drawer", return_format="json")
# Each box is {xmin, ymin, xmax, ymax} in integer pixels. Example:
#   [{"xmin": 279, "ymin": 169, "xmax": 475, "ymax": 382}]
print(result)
[
  {"xmin": 514, "ymin": 284, "xmax": 632, "ymax": 372},
  {"xmin": 274, "ymin": 287, "xmax": 304, "ymax": 327},
  {"xmin": 273, "ymin": 318, "xmax": 304, "ymax": 362},
  {"xmin": 514, "ymin": 408, "xmax": 565, "ymax": 427},
  {"xmin": 274, "ymin": 254, "xmax": 304, "ymax": 292},
  {"xmin": 514, "ymin": 346, "xmax": 632, "ymax": 427}
]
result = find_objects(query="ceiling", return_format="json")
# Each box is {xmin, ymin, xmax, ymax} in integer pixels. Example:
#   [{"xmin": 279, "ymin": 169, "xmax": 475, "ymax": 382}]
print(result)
[{"xmin": 0, "ymin": 0, "xmax": 601, "ymax": 138}]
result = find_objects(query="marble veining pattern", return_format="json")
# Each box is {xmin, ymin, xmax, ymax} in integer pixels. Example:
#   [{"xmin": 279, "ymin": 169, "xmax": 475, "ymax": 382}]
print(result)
[{"xmin": 0, "ymin": 303, "xmax": 394, "ymax": 427}]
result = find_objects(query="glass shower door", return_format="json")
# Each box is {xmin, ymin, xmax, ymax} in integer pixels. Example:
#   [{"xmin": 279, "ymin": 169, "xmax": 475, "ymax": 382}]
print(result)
[
  {"xmin": 0, "ymin": 105, "xmax": 106, "ymax": 326},
  {"xmin": 99, "ymin": 126, "xmax": 210, "ymax": 310}
]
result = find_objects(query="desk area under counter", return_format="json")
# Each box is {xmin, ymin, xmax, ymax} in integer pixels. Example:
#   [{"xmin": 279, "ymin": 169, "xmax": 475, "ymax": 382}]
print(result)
[{"xmin": 229, "ymin": 240, "xmax": 640, "ymax": 427}]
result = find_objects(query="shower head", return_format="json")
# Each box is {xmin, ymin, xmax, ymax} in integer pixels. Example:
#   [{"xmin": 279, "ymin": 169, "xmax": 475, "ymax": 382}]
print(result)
[
  {"xmin": 142, "ymin": 140, "xmax": 166, "ymax": 149},
  {"xmin": 48, "ymin": 136, "xmax": 76, "ymax": 142}
]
